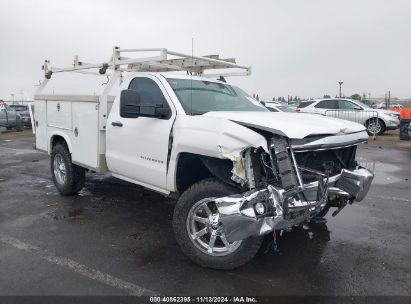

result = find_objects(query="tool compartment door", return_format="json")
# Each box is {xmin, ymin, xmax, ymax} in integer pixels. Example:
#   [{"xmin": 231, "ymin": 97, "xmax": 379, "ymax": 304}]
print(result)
[
  {"xmin": 71, "ymin": 102, "xmax": 99, "ymax": 169},
  {"xmin": 34, "ymin": 100, "xmax": 48, "ymax": 151},
  {"xmin": 47, "ymin": 101, "xmax": 72, "ymax": 130}
]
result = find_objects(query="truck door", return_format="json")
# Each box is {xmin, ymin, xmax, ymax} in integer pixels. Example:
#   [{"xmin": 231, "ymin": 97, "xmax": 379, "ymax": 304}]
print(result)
[
  {"xmin": 106, "ymin": 76, "xmax": 176, "ymax": 192},
  {"xmin": 0, "ymin": 103, "xmax": 17, "ymax": 128},
  {"xmin": 7, "ymin": 107, "xmax": 17, "ymax": 125}
]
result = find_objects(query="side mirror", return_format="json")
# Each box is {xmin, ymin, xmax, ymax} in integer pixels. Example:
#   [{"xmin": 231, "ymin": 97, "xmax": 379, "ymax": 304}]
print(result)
[
  {"xmin": 155, "ymin": 106, "xmax": 171, "ymax": 119},
  {"xmin": 354, "ymin": 106, "xmax": 362, "ymax": 111},
  {"xmin": 120, "ymin": 89, "xmax": 171, "ymax": 119},
  {"xmin": 120, "ymin": 89, "xmax": 140, "ymax": 118}
]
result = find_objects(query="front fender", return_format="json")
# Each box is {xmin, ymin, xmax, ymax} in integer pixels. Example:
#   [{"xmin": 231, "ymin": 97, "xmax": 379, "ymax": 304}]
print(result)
[{"xmin": 166, "ymin": 115, "xmax": 269, "ymax": 191}]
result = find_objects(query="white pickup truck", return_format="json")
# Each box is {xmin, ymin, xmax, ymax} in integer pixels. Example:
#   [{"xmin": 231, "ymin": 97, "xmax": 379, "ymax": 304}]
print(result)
[{"xmin": 33, "ymin": 47, "xmax": 374, "ymax": 269}]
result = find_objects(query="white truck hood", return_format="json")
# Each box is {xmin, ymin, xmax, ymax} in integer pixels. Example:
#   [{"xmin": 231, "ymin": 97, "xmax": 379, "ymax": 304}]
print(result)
[{"xmin": 203, "ymin": 111, "xmax": 366, "ymax": 139}]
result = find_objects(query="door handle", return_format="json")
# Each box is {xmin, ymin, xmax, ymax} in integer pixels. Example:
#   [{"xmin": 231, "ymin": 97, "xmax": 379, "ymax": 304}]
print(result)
[{"xmin": 111, "ymin": 121, "xmax": 123, "ymax": 127}]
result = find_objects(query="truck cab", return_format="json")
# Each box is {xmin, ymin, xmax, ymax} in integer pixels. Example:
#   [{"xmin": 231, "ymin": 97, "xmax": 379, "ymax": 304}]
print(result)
[{"xmin": 0, "ymin": 101, "xmax": 19, "ymax": 130}]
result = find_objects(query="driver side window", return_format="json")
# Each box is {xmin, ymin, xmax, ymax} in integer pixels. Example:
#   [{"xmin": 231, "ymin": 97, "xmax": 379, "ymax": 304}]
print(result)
[{"xmin": 128, "ymin": 77, "xmax": 167, "ymax": 107}]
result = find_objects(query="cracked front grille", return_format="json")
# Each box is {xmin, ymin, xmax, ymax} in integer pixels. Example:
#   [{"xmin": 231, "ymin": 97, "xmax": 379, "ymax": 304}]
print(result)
[{"xmin": 294, "ymin": 146, "xmax": 357, "ymax": 183}]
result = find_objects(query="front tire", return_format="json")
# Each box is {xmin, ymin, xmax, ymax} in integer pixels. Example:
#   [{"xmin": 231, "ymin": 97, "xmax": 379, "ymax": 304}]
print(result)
[
  {"xmin": 173, "ymin": 178, "xmax": 263, "ymax": 269},
  {"xmin": 51, "ymin": 143, "xmax": 85, "ymax": 195},
  {"xmin": 366, "ymin": 118, "xmax": 385, "ymax": 135}
]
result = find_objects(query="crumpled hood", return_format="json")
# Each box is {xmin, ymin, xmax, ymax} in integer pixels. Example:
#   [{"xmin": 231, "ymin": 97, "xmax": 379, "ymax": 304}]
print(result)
[{"xmin": 203, "ymin": 111, "xmax": 366, "ymax": 139}]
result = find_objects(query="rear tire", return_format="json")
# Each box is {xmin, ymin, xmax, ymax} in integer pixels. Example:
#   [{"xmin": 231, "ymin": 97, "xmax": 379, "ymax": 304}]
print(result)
[
  {"xmin": 51, "ymin": 143, "xmax": 85, "ymax": 195},
  {"xmin": 173, "ymin": 178, "xmax": 263, "ymax": 269}
]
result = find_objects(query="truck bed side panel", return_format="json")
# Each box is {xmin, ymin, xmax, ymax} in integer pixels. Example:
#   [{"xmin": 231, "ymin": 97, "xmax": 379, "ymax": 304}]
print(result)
[{"xmin": 35, "ymin": 97, "xmax": 104, "ymax": 172}]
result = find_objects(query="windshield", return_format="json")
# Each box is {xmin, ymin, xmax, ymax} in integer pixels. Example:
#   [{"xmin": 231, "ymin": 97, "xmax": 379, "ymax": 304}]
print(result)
[
  {"xmin": 166, "ymin": 78, "xmax": 268, "ymax": 115},
  {"xmin": 10, "ymin": 105, "xmax": 28, "ymax": 111},
  {"xmin": 277, "ymin": 105, "xmax": 296, "ymax": 112}
]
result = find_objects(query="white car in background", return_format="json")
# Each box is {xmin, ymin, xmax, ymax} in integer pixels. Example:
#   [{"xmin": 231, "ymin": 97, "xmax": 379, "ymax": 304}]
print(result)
[
  {"xmin": 376, "ymin": 102, "xmax": 403, "ymax": 109},
  {"xmin": 264, "ymin": 102, "xmax": 296, "ymax": 112},
  {"xmin": 297, "ymin": 98, "xmax": 400, "ymax": 135}
]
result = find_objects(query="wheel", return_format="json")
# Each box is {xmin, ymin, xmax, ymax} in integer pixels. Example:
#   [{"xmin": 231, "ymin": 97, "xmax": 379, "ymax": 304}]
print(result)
[
  {"xmin": 173, "ymin": 178, "xmax": 263, "ymax": 269},
  {"xmin": 366, "ymin": 119, "xmax": 385, "ymax": 135},
  {"xmin": 51, "ymin": 143, "xmax": 85, "ymax": 195}
]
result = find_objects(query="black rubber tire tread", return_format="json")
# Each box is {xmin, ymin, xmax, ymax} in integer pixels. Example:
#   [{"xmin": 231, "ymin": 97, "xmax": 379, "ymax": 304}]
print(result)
[
  {"xmin": 173, "ymin": 178, "xmax": 263, "ymax": 269},
  {"xmin": 51, "ymin": 143, "xmax": 85, "ymax": 196}
]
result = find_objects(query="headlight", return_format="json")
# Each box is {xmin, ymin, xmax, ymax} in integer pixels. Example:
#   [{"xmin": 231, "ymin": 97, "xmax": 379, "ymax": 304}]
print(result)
[
  {"xmin": 387, "ymin": 113, "xmax": 399, "ymax": 118},
  {"xmin": 254, "ymin": 202, "xmax": 266, "ymax": 215}
]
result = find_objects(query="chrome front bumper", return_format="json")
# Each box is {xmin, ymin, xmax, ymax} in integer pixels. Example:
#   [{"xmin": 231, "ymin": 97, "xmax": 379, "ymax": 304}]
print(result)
[{"xmin": 215, "ymin": 167, "xmax": 374, "ymax": 242}]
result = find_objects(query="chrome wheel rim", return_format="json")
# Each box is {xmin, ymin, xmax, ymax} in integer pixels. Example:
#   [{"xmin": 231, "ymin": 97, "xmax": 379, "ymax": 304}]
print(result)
[
  {"xmin": 186, "ymin": 197, "xmax": 242, "ymax": 256},
  {"xmin": 368, "ymin": 121, "xmax": 381, "ymax": 134},
  {"xmin": 53, "ymin": 154, "xmax": 67, "ymax": 185}
]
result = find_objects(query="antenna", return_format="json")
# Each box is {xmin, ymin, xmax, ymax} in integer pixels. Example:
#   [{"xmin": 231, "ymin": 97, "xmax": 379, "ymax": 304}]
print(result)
[{"xmin": 190, "ymin": 38, "xmax": 194, "ymax": 115}]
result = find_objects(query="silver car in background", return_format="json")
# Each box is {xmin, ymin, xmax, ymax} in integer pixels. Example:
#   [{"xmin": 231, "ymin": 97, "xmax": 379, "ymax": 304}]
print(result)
[
  {"xmin": 297, "ymin": 98, "xmax": 400, "ymax": 135},
  {"xmin": 0, "ymin": 101, "xmax": 21, "ymax": 130}
]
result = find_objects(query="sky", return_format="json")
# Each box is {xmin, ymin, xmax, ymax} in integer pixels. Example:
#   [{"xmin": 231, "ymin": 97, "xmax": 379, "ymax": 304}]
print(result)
[{"xmin": 0, "ymin": 0, "xmax": 410, "ymax": 101}]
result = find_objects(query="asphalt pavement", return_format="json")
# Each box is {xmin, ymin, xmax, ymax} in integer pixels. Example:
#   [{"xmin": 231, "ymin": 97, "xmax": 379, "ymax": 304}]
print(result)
[{"xmin": 0, "ymin": 131, "xmax": 410, "ymax": 296}]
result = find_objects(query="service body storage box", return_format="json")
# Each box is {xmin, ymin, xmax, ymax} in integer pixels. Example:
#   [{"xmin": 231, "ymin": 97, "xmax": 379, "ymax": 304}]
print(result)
[{"xmin": 33, "ymin": 95, "xmax": 114, "ymax": 172}]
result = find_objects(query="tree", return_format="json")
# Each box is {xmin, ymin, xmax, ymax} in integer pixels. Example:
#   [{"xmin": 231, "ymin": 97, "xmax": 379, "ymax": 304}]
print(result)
[
  {"xmin": 323, "ymin": 94, "xmax": 331, "ymax": 98},
  {"xmin": 351, "ymin": 94, "xmax": 362, "ymax": 100},
  {"xmin": 272, "ymin": 97, "xmax": 276, "ymax": 101},
  {"xmin": 256, "ymin": 94, "xmax": 259, "ymax": 101}
]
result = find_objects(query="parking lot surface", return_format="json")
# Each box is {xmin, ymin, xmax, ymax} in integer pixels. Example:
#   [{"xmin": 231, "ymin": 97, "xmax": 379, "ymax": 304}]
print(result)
[{"xmin": 0, "ymin": 131, "xmax": 410, "ymax": 296}]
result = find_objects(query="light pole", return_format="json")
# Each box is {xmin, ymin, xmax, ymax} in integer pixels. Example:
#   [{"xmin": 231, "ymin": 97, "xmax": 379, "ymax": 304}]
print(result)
[
  {"xmin": 11, "ymin": 93, "xmax": 15, "ymax": 103},
  {"xmin": 338, "ymin": 82, "xmax": 343, "ymax": 98}
]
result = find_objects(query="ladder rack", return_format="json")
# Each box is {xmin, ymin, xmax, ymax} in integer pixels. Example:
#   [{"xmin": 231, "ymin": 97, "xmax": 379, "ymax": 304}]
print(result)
[
  {"xmin": 42, "ymin": 47, "xmax": 251, "ymax": 79},
  {"xmin": 35, "ymin": 47, "xmax": 251, "ymax": 132}
]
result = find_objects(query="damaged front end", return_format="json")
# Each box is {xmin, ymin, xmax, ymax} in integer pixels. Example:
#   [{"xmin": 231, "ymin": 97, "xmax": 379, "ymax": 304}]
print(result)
[{"xmin": 215, "ymin": 136, "xmax": 374, "ymax": 243}]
